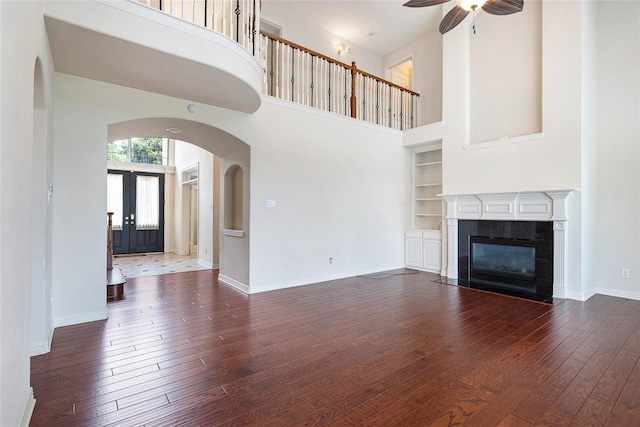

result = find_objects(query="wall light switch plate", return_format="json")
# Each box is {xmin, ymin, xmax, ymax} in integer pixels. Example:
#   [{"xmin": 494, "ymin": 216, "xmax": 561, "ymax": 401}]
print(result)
[{"xmin": 265, "ymin": 199, "xmax": 276, "ymax": 208}]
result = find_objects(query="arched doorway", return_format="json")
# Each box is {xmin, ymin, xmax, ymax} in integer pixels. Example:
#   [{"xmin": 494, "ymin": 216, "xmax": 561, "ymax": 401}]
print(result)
[{"xmin": 106, "ymin": 118, "xmax": 250, "ymax": 291}]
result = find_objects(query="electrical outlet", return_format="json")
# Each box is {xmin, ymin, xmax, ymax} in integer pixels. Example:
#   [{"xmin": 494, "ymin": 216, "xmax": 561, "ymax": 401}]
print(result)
[
  {"xmin": 329, "ymin": 257, "xmax": 333, "ymax": 264},
  {"xmin": 621, "ymin": 269, "xmax": 630, "ymax": 279}
]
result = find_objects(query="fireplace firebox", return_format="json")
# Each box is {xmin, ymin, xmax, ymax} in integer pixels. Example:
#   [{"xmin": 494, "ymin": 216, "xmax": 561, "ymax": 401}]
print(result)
[
  {"xmin": 459, "ymin": 220, "xmax": 554, "ymax": 303},
  {"xmin": 470, "ymin": 236, "xmax": 536, "ymax": 289}
]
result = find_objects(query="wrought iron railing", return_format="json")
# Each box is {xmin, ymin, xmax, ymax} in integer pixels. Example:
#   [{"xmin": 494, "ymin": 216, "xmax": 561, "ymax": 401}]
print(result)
[
  {"xmin": 131, "ymin": 0, "xmax": 420, "ymax": 129},
  {"xmin": 259, "ymin": 32, "xmax": 420, "ymax": 130},
  {"xmin": 134, "ymin": 0, "xmax": 260, "ymax": 56}
]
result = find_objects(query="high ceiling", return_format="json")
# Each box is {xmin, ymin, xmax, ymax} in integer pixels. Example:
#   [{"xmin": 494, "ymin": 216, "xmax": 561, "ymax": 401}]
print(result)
[{"xmin": 262, "ymin": 0, "xmax": 443, "ymax": 56}]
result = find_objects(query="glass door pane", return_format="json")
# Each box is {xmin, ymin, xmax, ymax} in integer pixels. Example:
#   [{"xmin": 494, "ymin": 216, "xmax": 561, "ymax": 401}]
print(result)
[
  {"xmin": 136, "ymin": 175, "xmax": 159, "ymax": 230},
  {"xmin": 107, "ymin": 174, "xmax": 124, "ymax": 230}
]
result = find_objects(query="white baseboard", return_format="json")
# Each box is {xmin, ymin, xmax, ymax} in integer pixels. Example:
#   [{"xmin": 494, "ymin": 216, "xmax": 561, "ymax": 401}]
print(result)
[
  {"xmin": 30, "ymin": 325, "xmax": 55, "ymax": 356},
  {"xmin": 53, "ymin": 308, "xmax": 108, "ymax": 328},
  {"xmin": 566, "ymin": 286, "xmax": 640, "ymax": 302},
  {"xmin": 248, "ymin": 264, "xmax": 405, "ymax": 294},
  {"xmin": 591, "ymin": 286, "xmax": 640, "ymax": 301},
  {"xmin": 198, "ymin": 259, "xmax": 214, "ymax": 269},
  {"xmin": 218, "ymin": 274, "xmax": 249, "ymax": 293},
  {"xmin": 20, "ymin": 388, "xmax": 36, "ymax": 427}
]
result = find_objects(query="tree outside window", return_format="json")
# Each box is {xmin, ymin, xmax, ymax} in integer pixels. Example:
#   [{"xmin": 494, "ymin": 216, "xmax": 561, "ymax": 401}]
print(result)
[{"xmin": 108, "ymin": 137, "xmax": 167, "ymax": 165}]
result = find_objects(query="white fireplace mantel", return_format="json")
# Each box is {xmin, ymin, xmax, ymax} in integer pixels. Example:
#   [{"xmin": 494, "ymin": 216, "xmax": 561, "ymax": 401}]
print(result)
[
  {"xmin": 441, "ymin": 189, "xmax": 578, "ymax": 299},
  {"xmin": 440, "ymin": 189, "xmax": 576, "ymax": 222}
]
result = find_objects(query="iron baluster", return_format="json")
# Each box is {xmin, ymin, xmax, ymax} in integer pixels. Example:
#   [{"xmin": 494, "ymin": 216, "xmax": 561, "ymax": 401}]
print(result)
[
  {"xmin": 291, "ymin": 46, "xmax": 295, "ymax": 102},
  {"xmin": 310, "ymin": 56, "xmax": 314, "ymax": 108}
]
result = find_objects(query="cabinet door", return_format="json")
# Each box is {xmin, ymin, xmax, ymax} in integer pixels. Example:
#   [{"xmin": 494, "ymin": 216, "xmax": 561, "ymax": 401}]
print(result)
[
  {"xmin": 405, "ymin": 238, "xmax": 423, "ymax": 268},
  {"xmin": 422, "ymin": 239, "xmax": 441, "ymax": 272}
]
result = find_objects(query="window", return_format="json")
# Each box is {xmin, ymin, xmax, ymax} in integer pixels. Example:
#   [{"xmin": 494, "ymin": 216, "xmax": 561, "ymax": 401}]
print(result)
[
  {"xmin": 107, "ymin": 173, "xmax": 124, "ymax": 230},
  {"xmin": 108, "ymin": 137, "xmax": 169, "ymax": 165}
]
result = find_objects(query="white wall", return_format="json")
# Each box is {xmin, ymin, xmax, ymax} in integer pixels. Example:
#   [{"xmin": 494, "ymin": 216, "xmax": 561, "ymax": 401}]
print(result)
[
  {"xmin": 220, "ymin": 147, "xmax": 251, "ymax": 291},
  {"xmin": 51, "ymin": 73, "xmax": 407, "ymax": 299},
  {"xmin": 52, "ymin": 78, "xmax": 110, "ymax": 327},
  {"xmin": 438, "ymin": 1, "xmax": 640, "ymax": 301},
  {"xmin": 52, "ymin": 74, "xmax": 252, "ymax": 326},
  {"xmin": 248, "ymin": 99, "xmax": 406, "ymax": 293},
  {"xmin": 260, "ymin": 3, "xmax": 384, "ymax": 76},
  {"xmin": 440, "ymin": 2, "xmax": 585, "ymax": 296},
  {"xmin": 470, "ymin": 2, "xmax": 542, "ymax": 143},
  {"xmin": 173, "ymin": 140, "xmax": 216, "ymax": 267},
  {"xmin": 0, "ymin": 1, "xmax": 52, "ymax": 424},
  {"xmin": 442, "ymin": 1, "xmax": 583, "ymax": 196},
  {"xmin": 384, "ymin": 30, "xmax": 443, "ymax": 126},
  {"xmin": 593, "ymin": 1, "xmax": 640, "ymax": 299}
]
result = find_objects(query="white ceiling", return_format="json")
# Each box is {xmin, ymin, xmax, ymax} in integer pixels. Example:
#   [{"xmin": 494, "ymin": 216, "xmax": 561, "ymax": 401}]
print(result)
[{"xmin": 262, "ymin": 0, "xmax": 443, "ymax": 56}]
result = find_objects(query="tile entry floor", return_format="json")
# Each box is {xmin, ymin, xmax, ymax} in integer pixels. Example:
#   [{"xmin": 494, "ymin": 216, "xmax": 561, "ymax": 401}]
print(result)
[{"xmin": 112, "ymin": 252, "xmax": 211, "ymax": 278}]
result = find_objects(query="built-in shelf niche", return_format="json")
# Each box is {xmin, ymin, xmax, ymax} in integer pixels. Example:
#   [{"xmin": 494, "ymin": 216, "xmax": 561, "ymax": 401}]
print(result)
[{"xmin": 413, "ymin": 147, "xmax": 443, "ymax": 230}]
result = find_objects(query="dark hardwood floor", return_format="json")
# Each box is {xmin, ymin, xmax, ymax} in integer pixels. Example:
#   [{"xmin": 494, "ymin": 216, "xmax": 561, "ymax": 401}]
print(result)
[{"xmin": 30, "ymin": 269, "xmax": 640, "ymax": 426}]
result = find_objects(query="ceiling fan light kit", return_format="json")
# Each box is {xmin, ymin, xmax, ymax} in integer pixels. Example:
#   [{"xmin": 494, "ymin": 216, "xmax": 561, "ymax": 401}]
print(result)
[{"xmin": 403, "ymin": 0, "xmax": 524, "ymax": 34}]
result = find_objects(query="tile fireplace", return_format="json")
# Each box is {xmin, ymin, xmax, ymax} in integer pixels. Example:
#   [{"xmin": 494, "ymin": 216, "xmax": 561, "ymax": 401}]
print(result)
[{"xmin": 441, "ymin": 190, "xmax": 576, "ymax": 302}]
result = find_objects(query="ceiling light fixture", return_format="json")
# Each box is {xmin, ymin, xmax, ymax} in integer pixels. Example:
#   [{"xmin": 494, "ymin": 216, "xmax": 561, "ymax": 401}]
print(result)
[
  {"xmin": 187, "ymin": 104, "xmax": 196, "ymax": 113},
  {"xmin": 166, "ymin": 127, "xmax": 182, "ymax": 134},
  {"xmin": 403, "ymin": 0, "xmax": 523, "ymax": 34},
  {"xmin": 336, "ymin": 43, "xmax": 350, "ymax": 56}
]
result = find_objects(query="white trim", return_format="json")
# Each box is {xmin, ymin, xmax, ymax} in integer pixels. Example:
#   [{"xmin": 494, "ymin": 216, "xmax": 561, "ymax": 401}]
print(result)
[
  {"xmin": 262, "ymin": 96, "xmax": 402, "ymax": 135},
  {"xmin": 402, "ymin": 121, "xmax": 443, "ymax": 148},
  {"xmin": 30, "ymin": 326, "xmax": 55, "ymax": 356},
  {"xmin": 181, "ymin": 162, "xmax": 199, "ymax": 184},
  {"xmin": 108, "ymin": 160, "xmax": 176, "ymax": 175},
  {"xmin": 386, "ymin": 54, "xmax": 415, "ymax": 91},
  {"xmin": 198, "ymin": 259, "xmax": 214, "ymax": 269},
  {"xmin": 223, "ymin": 229, "xmax": 244, "ymax": 238},
  {"xmin": 442, "ymin": 190, "xmax": 577, "ymax": 299},
  {"xmin": 53, "ymin": 308, "xmax": 108, "ymax": 328},
  {"xmin": 248, "ymin": 264, "xmax": 404, "ymax": 294},
  {"xmin": 580, "ymin": 287, "xmax": 640, "ymax": 302},
  {"xmin": 20, "ymin": 389, "xmax": 36, "ymax": 427},
  {"xmin": 464, "ymin": 132, "xmax": 544, "ymax": 151},
  {"xmin": 218, "ymin": 274, "xmax": 249, "ymax": 293}
]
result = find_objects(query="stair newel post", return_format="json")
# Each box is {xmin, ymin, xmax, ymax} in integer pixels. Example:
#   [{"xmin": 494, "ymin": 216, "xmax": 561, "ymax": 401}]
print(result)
[
  {"xmin": 350, "ymin": 61, "xmax": 357, "ymax": 119},
  {"xmin": 107, "ymin": 212, "xmax": 114, "ymax": 270}
]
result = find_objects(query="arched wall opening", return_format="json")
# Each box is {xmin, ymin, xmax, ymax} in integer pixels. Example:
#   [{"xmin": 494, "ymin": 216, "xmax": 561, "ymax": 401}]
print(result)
[
  {"xmin": 223, "ymin": 165, "xmax": 244, "ymax": 231},
  {"xmin": 107, "ymin": 118, "xmax": 251, "ymax": 290}
]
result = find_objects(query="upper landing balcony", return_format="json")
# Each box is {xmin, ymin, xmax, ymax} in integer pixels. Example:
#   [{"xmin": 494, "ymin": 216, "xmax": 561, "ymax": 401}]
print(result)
[
  {"xmin": 43, "ymin": 0, "xmax": 263, "ymax": 114},
  {"xmin": 43, "ymin": 0, "xmax": 420, "ymax": 129}
]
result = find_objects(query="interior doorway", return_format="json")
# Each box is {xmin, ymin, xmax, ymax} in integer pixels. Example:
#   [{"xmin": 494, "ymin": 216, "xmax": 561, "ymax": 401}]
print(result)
[
  {"xmin": 388, "ymin": 58, "xmax": 413, "ymax": 90},
  {"xmin": 189, "ymin": 184, "xmax": 198, "ymax": 255}
]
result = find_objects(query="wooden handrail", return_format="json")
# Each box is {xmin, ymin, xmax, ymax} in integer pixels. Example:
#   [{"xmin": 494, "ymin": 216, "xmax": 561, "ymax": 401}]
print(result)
[
  {"xmin": 261, "ymin": 31, "xmax": 353, "ymax": 69},
  {"xmin": 260, "ymin": 31, "xmax": 420, "ymax": 96},
  {"xmin": 356, "ymin": 67, "xmax": 421, "ymax": 97}
]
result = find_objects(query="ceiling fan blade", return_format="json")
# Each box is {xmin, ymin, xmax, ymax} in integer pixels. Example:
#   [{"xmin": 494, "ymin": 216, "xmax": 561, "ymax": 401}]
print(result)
[
  {"xmin": 481, "ymin": 0, "xmax": 523, "ymax": 15},
  {"xmin": 439, "ymin": 5, "xmax": 470, "ymax": 34},
  {"xmin": 403, "ymin": 0, "xmax": 450, "ymax": 7}
]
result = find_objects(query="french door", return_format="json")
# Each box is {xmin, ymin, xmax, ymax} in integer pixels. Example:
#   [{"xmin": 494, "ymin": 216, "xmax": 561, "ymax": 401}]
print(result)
[{"xmin": 107, "ymin": 170, "xmax": 165, "ymax": 254}]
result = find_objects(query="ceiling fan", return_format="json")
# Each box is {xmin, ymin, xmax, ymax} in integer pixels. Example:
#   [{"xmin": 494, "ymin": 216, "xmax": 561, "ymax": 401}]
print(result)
[{"xmin": 404, "ymin": 0, "xmax": 524, "ymax": 34}]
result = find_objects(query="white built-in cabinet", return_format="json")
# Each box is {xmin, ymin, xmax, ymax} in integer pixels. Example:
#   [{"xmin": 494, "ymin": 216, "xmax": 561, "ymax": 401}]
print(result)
[
  {"xmin": 405, "ymin": 230, "xmax": 441, "ymax": 273},
  {"xmin": 405, "ymin": 146, "xmax": 443, "ymax": 273}
]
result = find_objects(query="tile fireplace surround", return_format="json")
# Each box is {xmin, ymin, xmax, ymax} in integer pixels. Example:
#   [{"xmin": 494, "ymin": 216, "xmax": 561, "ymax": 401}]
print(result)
[{"xmin": 441, "ymin": 190, "xmax": 576, "ymax": 301}]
